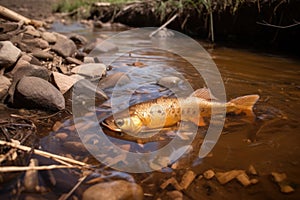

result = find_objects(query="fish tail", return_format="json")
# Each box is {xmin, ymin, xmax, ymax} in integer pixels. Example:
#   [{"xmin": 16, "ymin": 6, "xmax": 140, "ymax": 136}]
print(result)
[{"xmin": 227, "ymin": 95, "xmax": 260, "ymax": 116}]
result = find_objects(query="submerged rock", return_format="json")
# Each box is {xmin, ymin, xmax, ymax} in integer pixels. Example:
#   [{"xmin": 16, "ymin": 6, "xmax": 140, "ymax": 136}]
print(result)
[
  {"xmin": 83, "ymin": 38, "xmax": 118, "ymax": 54},
  {"xmin": 157, "ymin": 76, "xmax": 182, "ymax": 88},
  {"xmin": 82, "ymin": 180, "xmax": 143, "ymax": 200},
  {"xmin": 14, "ymin": 76, "xmax": 65, "ymax": 111},
  {"xmin": 51, "ymin": 33, "xmax": 76, "ymax": 57},
  {"xmin": 0, "ymin": 41, "xmax": 21, "ymax": 68},
  {"xmin": 98, "ymin": 72, "xmax": 130, "ymax": 89}
]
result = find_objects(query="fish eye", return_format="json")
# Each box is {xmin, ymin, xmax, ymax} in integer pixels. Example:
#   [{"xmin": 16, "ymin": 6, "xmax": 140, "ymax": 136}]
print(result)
[{"xmin": 115, "ymin": 119, "xmax": 124, "ymax": 127}]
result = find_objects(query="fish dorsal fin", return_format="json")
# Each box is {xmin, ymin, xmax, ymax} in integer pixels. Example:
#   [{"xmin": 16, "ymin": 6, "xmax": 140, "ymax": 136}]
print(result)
[{"xmin": 189, "ymin": 88, "xmax": 218, "ymax": 101}]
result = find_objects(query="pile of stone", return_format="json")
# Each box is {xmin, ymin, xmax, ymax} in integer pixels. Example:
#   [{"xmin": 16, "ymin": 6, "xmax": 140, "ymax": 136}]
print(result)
[{"xmin": 0, "ymin": 18, "xmax": 116, "ymax": 112}]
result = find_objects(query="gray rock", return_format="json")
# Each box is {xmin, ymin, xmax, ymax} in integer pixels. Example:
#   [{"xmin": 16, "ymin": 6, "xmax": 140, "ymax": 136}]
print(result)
[
  {"xmin": 71, "ymin": 63, "xmax": 106, "ymax": 79},
  {"xmin": 82, "ymin": 180, "xmax": 143, "ymax": 200},
  {"xmin": 51, "ymin": 33, "xmax": 76, "ymax": 57},
  {"xmin": 52, "ymin": 72, "xmax": 78, "ymax": 94},
  {"xmin": 98, "ymin": 72, "xmax": 130, "ymax": 90},
  {"xmin": 24, "ymin": 25, "xmax": 40, "ymax": 37},
  {"xmin": 0, "ymin": 75, "xmax": 11, "ymax": 101},
  {"xmin": 69, "ymin": 33, "xmax": 88, "ymax": 46},
  {"xmin": 157, "ymin": 76, "xmax": 182, "ymax": 88},
  {"xmin": 22, "ymin": 38, "xmax": 49, "ymax": 49},
  {"xmin": 83, "ymin": 38, "xmax": 118, "ymax": 55},
  {"xmin": 41, "ymin": 32, "xmax": 57, "ymax": 43},
  {"xmin": 65, "ymin": 57, "xmax": 83, "ymax": 65},
  {"xmin": 73, "ymin": 79, "xmax": 108, "ymax": 100},
  {"xmin": 0, "ymin": 22, "xmax": 19, "ymax": 33},
  {"xmin": 14, "ymin": 76, "xmax": 65, "ymax": 111},
  {"xmin": 0, "ymin": 41, "xmax": 21, "ymax": 68},
  {"xmin": 32, "ymin": 49, "xmax": 53, "ymax": 60}
]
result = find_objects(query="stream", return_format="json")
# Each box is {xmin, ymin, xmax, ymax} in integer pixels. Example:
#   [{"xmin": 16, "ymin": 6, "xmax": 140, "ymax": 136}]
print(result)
[{"xmin": 6, "ymin": 21, "xmax": 300, "ymax": 199}]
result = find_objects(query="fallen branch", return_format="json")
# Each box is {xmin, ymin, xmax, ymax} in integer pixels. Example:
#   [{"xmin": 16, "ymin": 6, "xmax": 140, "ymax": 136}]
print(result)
[
  {"xmin": 0, "ymin": 140, "xmax": 89, "ymax": 167},
  {"xmin": 0, "ymin": 5, "xmax": 44, "ymax": 27},
  {"xmin": 149, "ymin": 14, "xmax": 178, "ymax": 37},
  {"xmin": 256, "ymin": 20, "xmax": 300, "ymax": 29},
  {"xmin": 0, "ymin": 165, "xmax": 79, "ymax": 172}
]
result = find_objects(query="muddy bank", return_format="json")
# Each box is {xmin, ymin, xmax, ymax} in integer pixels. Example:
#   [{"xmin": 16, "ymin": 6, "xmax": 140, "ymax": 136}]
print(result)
[{"xmin": 90, "ymin": 0, "xmax": 300, "ymax": 53}]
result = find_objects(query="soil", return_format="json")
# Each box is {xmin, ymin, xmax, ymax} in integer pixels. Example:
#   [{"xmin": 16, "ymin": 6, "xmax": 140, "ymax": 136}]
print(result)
[{"xmin": 0, "ymin": 0, "xmax": 57, "ymax": 20}]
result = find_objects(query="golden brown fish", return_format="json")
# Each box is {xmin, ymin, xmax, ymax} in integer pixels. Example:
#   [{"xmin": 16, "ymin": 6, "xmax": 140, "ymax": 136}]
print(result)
[{"xmin": 101, "ymin": 89, "xmax": 259, "ymax": 135}]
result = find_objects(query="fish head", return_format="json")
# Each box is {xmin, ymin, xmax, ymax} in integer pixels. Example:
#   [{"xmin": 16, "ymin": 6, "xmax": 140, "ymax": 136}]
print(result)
[{"xmin": 102, "ymin": 114, "xmax": 143, "ymax": 135}]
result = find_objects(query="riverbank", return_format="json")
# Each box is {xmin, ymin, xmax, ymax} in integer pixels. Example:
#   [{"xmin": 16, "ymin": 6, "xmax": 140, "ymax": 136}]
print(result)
[{"xmin": 89, "ymin": 0, "xmax": 300, "ymax": 53}]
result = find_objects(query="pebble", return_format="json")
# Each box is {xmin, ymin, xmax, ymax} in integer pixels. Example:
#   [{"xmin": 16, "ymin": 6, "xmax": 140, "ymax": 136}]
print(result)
[
  {"xmin": 24, "ymin": 25, "xmax": 40, "ymax": 37},
  {"xmin": 82, "ymin": 180, "xmax": 143, "ymax": 200},
  {"xmin": 32, "ymin": 49, "xmax": 53, "ymax": 60},
  {"xmin": 180, "ymin": 170, "xmax": 196, "ymax": 189},
  {"xmin": 167, "ymin": 190, "xmax": 183, "ymax": 200},
  {"xmin": 51, "ymin": 33, "xmax": 76, "ymax": 57},
  {"xmin": 41, "ymin": 32, "xmax": 57, "ymax": 43},
  {"xmin": 14, "ymin": 76, "xmax": 65, "ymax": 111},
  {"xmin": 0, "ymin": 75, "xmax": 11, "ymax": 100},
  {"xmin": 0, "ymin": 41, "xmax": 21, "ymax": 68},
  {"xmin": 71, "ymin": 63, "xmax": 106, "ymax": 79},
  {"xmin": 52, "ymin": 72, "xmax": 78, "ymax": 94},
  {"xmin": 157, "ymin": 76, "xmax": 182, "ymax": 88},
  {"xmin": 203, "ymin": 169, "xmax": 215, "ymax": 180},
  {"xmin": 63, "ymin": 141, "xmax": 87, "ymax": 153},
  {"xmin": 236, "ymin": 172, "xmax": 251, "ymax": 187},
  {"xmin": 65, "ymin": 57, "xmax": 83, "ymax": 65},
  {"xmin": 22, "ymin": 38, "xmax": 49, "ymax": 49},
  {"xmin": 54, "ymin": 132, "xmax": 68, "ymax": 141},
  {"xmin": 215, "ymin": 170, "xmax": 244, "ymax": 185},
  {"xmin": 98, "ymin": 72, "xmax": 130, "ymax": 89},
  {"xmin": 0, "ymin": 22, "xmax": 19, "ymax": 33},
  {"xmin": 248, "ymin": 165, "xmax": 257, "ymax": 175},
  {"xmin": 24, "ymin": 159, "xmax": 39, "ymax": 192}
]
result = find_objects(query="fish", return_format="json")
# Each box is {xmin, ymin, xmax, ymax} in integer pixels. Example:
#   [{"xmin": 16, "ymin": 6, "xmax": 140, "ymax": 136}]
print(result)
[{"xmin": 101, "ymin": 88, "xmax": 260, "ymax": 136}]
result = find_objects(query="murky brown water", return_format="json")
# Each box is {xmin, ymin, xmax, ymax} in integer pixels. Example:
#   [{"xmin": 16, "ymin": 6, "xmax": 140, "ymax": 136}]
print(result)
[{"xmin": 2, "ymin": 22, "xmax": 300, "ymax": 199}]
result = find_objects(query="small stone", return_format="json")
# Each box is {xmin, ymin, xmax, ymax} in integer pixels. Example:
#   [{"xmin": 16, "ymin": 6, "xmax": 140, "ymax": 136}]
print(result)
[
  {"xmin": 271, "ymin": 172, "xmax": 287, "ymax": 183},
  {"xmin": 71, "ymin": 63, "xmax": 106, "ymax": 79},
  {"xmin": 248, "ymin": 165, "xmax": 257, "ymax": 175},
  {"xmin": 52, "ymin": 72, "xmax": 78, "ymax": 94},
  {"xmin": 63, "ymin": 141, "xmax": 86, "ymax": 153},
  {"xmin": 65, "ymin": 57, "xmax": 83, "ymax": 65},
  {"xmin": 203, "ymin": 170, "xmax": 215, "ymax": 180},
  {"xmin": 236, "ymin": 172, "xmax": 251, "ymax": 187},
  {"xmin": 0, "ymin": 22, "xmax": 19, "ymax": 33},
  {"xmin": 250, "ymin": 178, "xmax": 259, "ymax": 184},
  {"xmin": 54, "ymin": 132, "xmax": 68, "ymax": 141},
  {"xmin": 82, "ymin": 180, "xmax": 143, "ymax": 200},
  {"xmin": 180, "ymin": 170, "xmax": 196, "ymax": 189},
  {"xmin": 98, "ymin": 72, "xmax": 130, "ymax": 90},
  {"xmin": 167, "ymin": 190, "xmax": 183, "ymax": 200},
  {"xmin": 0, "ymin": 75, "xmax": 11, "ymax": 101},
  {"xmin": 69, "ymin": 33, "xmax": 88, "ymax": 46},
  {"xmin": 52, "ymin": 121, "xmax": 63, "ymax": 132},
  {"xmin": 32, "ymin": 49, "xmax": 53, "ymax": 60},
  {"xmin": 24, "ymin": 25, "xmax": 40, "ymax": 37},
  {"xmin": 0, "ymin": 41, "xmax": 21, "ymax": 68},
  {"xmin": 215, "ymin": 170, "xmax": 244, "ymax": 185},
  {"xmin": 24, "ymin": 159, "xmax": 39, "ymax": 192},
  {"xmin": 41, "ymin": 32, "xmax": 57, "ymax": 43},
  {"xmin": 14, "ymin": 76, "xmax": 65, "ymax": 111},
  {"xmin": 280, "ymin": 183, "xmax": 295, "ymax": 194},
  {"xmin": 52, "ymin": 33, "xmax": 77, "ymax": 57},
  {"xmin": 157, "ymin": 76, "xmax": 182, "ymax": 88},
  {"xmin": 22, "ymin": 38, "xmax": 49, "ymax": 49}
]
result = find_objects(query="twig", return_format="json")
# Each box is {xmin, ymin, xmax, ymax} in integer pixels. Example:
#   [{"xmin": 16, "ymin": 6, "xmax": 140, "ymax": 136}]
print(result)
[
  {"xmin": 256, "ymin": 20, "xmax": 300, "ymax": 29},
  {"xmin": 0, "ymin": 140, "xmax": 89, "ymax": 167},
  {"xmin": 149, "ymin": 14, "xmax": 178, "ymax": 37},
  {"xmin": 58, "ymin": 175, "xmax": 88, "ymax": 200},
  {"xmin": 0, "ymin": 165, "xmax": 79, "ymax": 172}
]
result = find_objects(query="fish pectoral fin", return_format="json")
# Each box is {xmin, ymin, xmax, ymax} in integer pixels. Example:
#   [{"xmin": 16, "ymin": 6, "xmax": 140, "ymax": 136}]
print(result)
[{"xmin": 190, "ymin": 116, "xmax": 206, "ymax": 127}]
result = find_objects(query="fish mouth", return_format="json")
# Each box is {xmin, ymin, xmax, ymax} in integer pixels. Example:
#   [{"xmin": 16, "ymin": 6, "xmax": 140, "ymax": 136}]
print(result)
[{"xmin": 101, "ymin": 120, "xmax": 122, "ymax": 132}]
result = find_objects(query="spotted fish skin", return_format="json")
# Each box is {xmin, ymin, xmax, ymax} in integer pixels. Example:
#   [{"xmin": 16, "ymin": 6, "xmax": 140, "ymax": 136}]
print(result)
[{"xmin": 102, "ymin": 89, "xmax": 259, "ymax": 134}]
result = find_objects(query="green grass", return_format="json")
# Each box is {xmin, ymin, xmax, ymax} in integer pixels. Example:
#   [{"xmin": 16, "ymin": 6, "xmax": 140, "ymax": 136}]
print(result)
[{"xmin": 53, "ymin": 0, "xmax": 134, "ymax": 13}]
